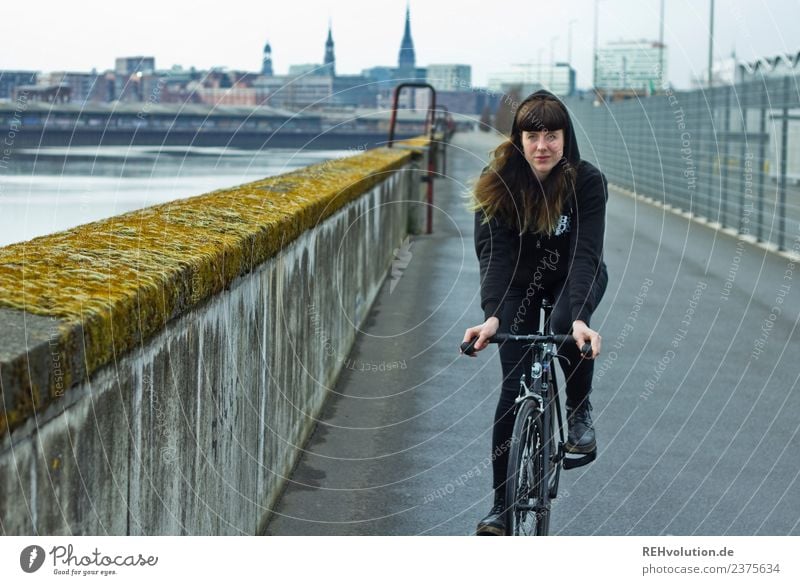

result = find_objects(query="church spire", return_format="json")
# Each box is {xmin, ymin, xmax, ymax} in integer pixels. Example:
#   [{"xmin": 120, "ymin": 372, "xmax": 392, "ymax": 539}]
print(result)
[
  {"xmin": 398, "ymin": 2, "xmax": 416, "ymax": 71},
  {"xmin": 262, "ymin": 39, "xmax": 273, "ymax": 76},
  {"xmin": 324, "ymin": 19, "xmax": 336, "ymax": 77}
]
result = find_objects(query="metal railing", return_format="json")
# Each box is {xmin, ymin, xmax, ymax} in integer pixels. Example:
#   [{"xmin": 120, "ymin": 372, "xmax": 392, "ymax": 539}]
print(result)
[
  {"xmin": 388, "ymin": 82, "xmax": 438, "ymax": 234},
  {"xmin": 387, "ymin": 82, "xmax": 437, "ymax": 147},
  {"xmin": 564, "ymin": 76, "xmax": 800, "ymax": 251}
]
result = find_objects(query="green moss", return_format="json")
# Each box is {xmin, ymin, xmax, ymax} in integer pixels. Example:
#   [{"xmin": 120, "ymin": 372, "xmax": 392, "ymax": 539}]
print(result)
[{"xmin": 0, "ymin": 141, "xmax": 427, "ymax": 435}]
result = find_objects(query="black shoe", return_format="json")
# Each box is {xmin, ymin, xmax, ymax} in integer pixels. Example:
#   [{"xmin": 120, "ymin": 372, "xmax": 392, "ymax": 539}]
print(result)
[
  {"xmin": 565, "ymin": 399, "xmax": 596, "ymax": 454},
  {"xmin": 476, "ymin": 497, "xmax": 506, "ymax": 536}
]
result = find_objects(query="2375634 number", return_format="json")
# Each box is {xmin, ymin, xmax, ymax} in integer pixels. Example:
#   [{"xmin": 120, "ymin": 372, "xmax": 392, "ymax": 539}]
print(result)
[{"xmin": 729, "ymin": 563, "xmax": 781, "ymax": 574}]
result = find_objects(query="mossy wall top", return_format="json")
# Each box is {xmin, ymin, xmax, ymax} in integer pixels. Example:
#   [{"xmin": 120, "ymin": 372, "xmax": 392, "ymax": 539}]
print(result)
[{"xmin": 0, "ymin": 142, "xmax": 425, "ymax": 435}]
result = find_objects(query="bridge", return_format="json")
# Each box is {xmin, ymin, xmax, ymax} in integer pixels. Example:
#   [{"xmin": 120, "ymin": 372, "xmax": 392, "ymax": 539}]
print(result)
[
  {"xmin": 1, "ymin": 82, "xmax": 799, "ymax": 535},
  {"xmin": 0, "ymin": 99, "xmax": 431, "ymax": 151},
  {"xmin": 265, "ymin": 130, "xmax": 800, "ymax": 536}
]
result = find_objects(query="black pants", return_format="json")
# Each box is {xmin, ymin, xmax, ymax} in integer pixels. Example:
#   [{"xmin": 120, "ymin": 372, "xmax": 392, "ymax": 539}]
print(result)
[{"xmin": 491, "ymin": 276, "xmax": 607, "ymax": 493}]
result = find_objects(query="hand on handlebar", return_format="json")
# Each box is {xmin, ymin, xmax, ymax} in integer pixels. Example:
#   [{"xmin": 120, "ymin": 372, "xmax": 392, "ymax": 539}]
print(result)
[
  {"xmin": 572, "ymin": 320, "xmax": 601, "ymax": 359},
  {"xmin": 461, "ymin": 316, "xmax": 499, "ymax": 357}
]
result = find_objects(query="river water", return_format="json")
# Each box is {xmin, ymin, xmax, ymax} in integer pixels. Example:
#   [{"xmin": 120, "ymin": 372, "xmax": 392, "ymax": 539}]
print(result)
[{"xmin": 0, "ymin": 145, "xmax": 348, "ymax": 247}]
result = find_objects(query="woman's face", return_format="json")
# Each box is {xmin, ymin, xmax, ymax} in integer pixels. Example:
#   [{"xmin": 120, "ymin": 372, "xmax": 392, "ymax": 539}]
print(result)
[{"xmin": 520, "ymin": 129, "xmax": 565, "ymax": 181}]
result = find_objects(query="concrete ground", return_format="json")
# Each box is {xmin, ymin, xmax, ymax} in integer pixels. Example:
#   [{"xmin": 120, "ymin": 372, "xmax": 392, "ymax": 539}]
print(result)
[{"xmin": 266, "ymin": 130, "xmax": 800, "ymax": 536}]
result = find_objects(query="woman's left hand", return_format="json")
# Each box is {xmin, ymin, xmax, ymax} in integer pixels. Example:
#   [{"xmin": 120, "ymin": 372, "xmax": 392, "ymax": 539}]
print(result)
[{"xmin": 572, "ymin": 320, "xmax": 601, "ymax": 359}]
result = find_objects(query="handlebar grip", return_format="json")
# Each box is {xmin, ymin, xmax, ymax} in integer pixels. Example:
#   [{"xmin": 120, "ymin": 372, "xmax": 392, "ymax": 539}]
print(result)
[
  {"xmin": 580, "ymin": 343, "xmax": 593, "ymax": 358},
  {"xmin": 460, "ymin": 337, "xmax": 479, "ymax": 356}
]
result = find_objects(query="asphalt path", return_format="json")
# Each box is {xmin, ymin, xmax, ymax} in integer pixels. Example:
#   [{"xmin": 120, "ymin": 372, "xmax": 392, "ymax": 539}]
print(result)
[{"xmin": 266, "ymin": 130, "xmax": 800, "ymax": 535}]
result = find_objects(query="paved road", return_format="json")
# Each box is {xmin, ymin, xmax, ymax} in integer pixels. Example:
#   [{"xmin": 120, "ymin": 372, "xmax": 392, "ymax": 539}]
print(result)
[{"xmin": 266, "ymin": 130, "xmax": 800, "ymax": 535}]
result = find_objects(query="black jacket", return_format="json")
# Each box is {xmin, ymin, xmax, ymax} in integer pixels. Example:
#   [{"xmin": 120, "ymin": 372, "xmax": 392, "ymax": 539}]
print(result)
[{"xmin": 474, "ymin": 91, "xmax": 608, "ymax": 325}]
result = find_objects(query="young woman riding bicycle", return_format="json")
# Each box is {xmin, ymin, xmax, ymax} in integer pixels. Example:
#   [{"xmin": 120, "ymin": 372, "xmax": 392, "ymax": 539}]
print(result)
[{"xmin": 462, "ymin": 90, "xmax": 609, "ymax": 536}]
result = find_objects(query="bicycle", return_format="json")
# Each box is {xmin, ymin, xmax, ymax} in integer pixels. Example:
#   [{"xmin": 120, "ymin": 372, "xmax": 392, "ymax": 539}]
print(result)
[{"xmin": 460, "ymin": 296, "xmax": 596, "ymax": 536}]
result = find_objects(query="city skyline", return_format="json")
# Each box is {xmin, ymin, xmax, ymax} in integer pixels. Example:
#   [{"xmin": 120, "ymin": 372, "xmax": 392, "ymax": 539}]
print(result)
[{"xmin": 1, "ymin": 0, "xmax": 799, "ymax": 90}]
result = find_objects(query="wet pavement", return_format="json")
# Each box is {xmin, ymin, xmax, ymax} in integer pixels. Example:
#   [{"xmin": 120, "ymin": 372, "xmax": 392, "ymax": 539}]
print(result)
[{"xmin": 266, "ymin": 130, "xmax": 800, "ymax": 536}]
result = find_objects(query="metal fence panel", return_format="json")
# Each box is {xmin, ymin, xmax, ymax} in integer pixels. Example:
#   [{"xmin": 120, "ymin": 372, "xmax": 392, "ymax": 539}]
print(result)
[{"xmin": 565, "ymin": 76, "xmax": 800, "ymax": 250}]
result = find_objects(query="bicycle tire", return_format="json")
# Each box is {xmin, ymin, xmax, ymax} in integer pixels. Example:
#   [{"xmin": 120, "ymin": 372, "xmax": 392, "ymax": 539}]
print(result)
[
  {"xmin": 505, "ymin": 399, "xmax": 549, "ymax": 535},
  {"xmin": 546, "ymin": 365, "xmax": 562, "ymax": 500}
]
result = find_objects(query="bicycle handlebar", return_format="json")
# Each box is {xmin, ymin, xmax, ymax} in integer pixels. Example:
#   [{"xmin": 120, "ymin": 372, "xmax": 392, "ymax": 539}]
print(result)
[{"xmin": 460, "ymin": 334, "xmax": 592, "ymax": 358}]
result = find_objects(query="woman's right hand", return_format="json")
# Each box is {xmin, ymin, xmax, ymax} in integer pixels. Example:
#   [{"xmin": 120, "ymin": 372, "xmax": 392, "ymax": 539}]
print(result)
[{"xmin": 461, "ymin": 316, "xmax": 500, "ymax": 357}]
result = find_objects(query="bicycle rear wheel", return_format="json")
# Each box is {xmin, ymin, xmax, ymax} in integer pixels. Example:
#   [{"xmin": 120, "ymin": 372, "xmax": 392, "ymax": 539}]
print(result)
[{"xmin": 505, "ymin": 399, "xmax": 549, "ymax": 535}]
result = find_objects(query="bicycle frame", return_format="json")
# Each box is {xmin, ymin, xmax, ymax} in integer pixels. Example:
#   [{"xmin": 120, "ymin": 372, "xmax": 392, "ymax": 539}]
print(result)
[{"xmin": 513, "ymin": 301, "xmax": 569, "ymax": 522}]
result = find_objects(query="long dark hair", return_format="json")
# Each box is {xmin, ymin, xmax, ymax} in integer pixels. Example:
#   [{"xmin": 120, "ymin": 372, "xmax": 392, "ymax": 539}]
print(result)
[{"xmin": 469, "ymin": 93, "xmax": 577, "ymax": 234}]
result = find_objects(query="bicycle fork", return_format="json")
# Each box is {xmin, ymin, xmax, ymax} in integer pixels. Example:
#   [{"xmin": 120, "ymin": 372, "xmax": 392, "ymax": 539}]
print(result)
[{"xmin": 514, "ymin": 356, "xmax": 562, "ymax": 528}]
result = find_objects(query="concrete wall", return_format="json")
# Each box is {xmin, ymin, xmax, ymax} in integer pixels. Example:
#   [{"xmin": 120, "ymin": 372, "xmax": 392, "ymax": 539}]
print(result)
[{"xmin": 0, "ymin": 141, "xmax": 432, "ymax": 534}]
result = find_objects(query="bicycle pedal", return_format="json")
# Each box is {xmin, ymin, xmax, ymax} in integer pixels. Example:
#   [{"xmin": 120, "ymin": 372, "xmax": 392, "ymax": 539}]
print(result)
[{"xmin": 563, "ymin": 450, "xmax": 597, "ymax": 470}]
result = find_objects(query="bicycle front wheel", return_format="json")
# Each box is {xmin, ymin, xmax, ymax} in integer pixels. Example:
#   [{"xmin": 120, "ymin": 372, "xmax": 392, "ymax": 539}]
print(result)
[{"xmin": 505, "ymin": 399, "xmax": 549, "ymax": 535}]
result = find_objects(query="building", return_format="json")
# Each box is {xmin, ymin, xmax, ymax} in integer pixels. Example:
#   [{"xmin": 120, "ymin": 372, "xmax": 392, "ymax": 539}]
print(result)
[
  {"xmin": 737, "ymin": 50, "xmax": 800, "ymax": 84},
  {"xmin": 332, "ymin": 75, "xmax": 378, "ymax": 108},
  {"xmin": 113, "ymin": 56, "xmax": 156, "ymax": 101},
  {"xmin": 115, "ymin": 57, "xmax": 156, "ymax": 77},
  {"xmin": 690, "ymin": 56, "xmax": 738, "ymax": 89},
  {"xmin": 191, "ymin": 70, "xmax": 264, "ymax": 106},
  {"xmin": 361, "ymin": 67, "xmax": 397, "ymax": 107},
  {"xmin": 414, "ymin": 64, "xmax": 483, "ymax": 114},
  {"xmin": 280, "ymin": 23, "xmax": 337, "ymax": 79},
  {"xmin": 595, "ymin": 40, "xmax": 667, "ymax": 92},
  {"xmin": 138, "ymin": 67, "xmax": 265, "ymax": 107},
  {"xmin": 362, "ymin": 67, "xmax": 395, "ymax": 85},
  {"xmin": 690, "ymin": 50, "xmax": 800, "ymax": 88},
  {"xmin": 256, "ymin": 75, "xmax": 333, "ymax": 109},
  {"xmin": 322, "ymin": 22, "xmax": 335, "ymax": 77},
  {"xmin": 262, "ymin": 41, "xmax": 274, "ymax": 76},
  {"xmin": 415, "ymin": 90, "xmax": 481, "ymax": 116},
  {"xmin": 288, "ymin": 64, "xmax": 326, "ymax": 76},
  {"xmin": 322, "ymin": 8, "xmax": 427, "ymax": 89},
  {"xmin": 45, "ymin": 71, "xmax": 109, "ymax": 103},
  {"xmin": 259, "ymin": 7, "xmax": 427, "ymax": 110},
  {"xmin": 0, "ymin": 70, "xmax": 38, "ymax": 100},
  {"xmin": 15, "ymin": 6, "xmax": 439, "ymax": 111},
  {"xmin": 136, "ymin": 67, "xmax": 206, "ymax": 105},
  {"xmin": 392, "ymin": 4, "xmax": 426, "ymax": 85},
  {"xmin": 396, "ymin": 4, "xmax": 416, "ymax": 77},
  {"xmin": 195, "ymin": 87, "xmax": 264, "ymax": 106},
  {"xmin": 12, "ymin": 84, "xmax": 70, "ymax": 103},
  {"xmin": 426, "ymin": 64, "xmax": 471, "ymax": 91},
  {"xmin": 488, "ymin": 62, "xmax": 575, "ymax": 97}
]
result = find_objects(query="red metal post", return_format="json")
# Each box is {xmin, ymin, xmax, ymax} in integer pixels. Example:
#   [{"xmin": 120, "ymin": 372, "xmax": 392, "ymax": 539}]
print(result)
[{"xmin": 387, "ymin": 83, "xmax": 437, "ymax": 234}]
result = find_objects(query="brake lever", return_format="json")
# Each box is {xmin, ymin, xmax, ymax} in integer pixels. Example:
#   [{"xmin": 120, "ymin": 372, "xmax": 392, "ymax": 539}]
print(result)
[{"xmin": 553, "ymin": 342, "xmax": 593, "ymax": 365}]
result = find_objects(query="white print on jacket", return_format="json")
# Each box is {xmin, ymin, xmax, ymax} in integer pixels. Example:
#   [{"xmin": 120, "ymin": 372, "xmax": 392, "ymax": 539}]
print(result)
[{"xmin": 554, "ymin": 214, "xmax": 571, "ymax": 236}]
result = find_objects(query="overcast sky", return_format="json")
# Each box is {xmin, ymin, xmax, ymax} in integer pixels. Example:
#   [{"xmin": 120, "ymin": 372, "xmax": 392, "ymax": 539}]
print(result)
[{"xmin": 2, "ymin": 0, "xmax": 798, "ymax": 90}]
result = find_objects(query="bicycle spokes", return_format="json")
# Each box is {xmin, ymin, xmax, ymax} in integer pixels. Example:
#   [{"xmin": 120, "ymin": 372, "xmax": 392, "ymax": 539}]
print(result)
[{"xmin": 508, "ymin": 409, "xmax": 549, "ymax": 536}]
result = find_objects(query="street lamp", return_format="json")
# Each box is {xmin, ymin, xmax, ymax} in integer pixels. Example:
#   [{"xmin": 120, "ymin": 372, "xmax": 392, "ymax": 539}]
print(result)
[
  {"xmin": 707, "ymin": 0, "xmax": 715, "ymax": 87},
  {"xmin": 658, "ymin": 0, "xmax": 665, "ymax": 88},
  {"xmin": 593, "ymin": 0, "xmax": 605, "ymax": 90},
  {"xmin": 568, "ymin": 19, "xmax": 578, "ymax": 66}
]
